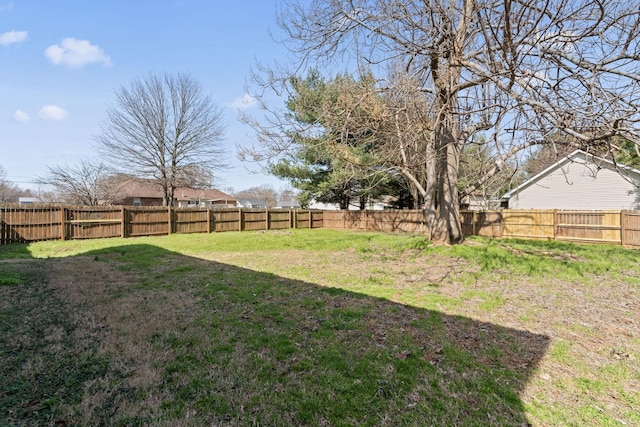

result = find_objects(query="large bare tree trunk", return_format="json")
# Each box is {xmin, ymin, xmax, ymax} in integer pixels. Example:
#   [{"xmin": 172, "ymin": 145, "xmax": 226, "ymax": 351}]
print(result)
[
  {"xmin": 427, "ymin": 33, "xmax": 466, "ymax": 244},
  {"xmin": 429, "ymin": 116, "xmax": 464, "ymax": 243},
  {"xmin": 423, "ymin": 137, "xmax": 438, "ymax": 241},
  {"xmin": 437, "ymin": 138, "xmax": 463, "ymax": 243}
]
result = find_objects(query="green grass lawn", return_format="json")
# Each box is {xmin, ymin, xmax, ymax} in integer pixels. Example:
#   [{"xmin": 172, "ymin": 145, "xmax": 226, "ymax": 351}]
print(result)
[{"xmin": 1, "ymin": 229, "xmax": 638, "ymax": 426}]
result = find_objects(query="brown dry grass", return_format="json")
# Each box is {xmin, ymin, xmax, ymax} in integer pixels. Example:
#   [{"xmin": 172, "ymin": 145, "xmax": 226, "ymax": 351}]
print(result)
[{"xmin": 47, "ymin": 256, "xmax": 204, "ymax": 424}]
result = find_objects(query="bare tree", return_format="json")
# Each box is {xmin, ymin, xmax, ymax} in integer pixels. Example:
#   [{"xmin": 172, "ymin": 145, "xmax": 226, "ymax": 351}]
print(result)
[
  {"xmin": 242, "ymin": 0, "xmax": 640, "ymax": 243},
  {"xmin": 97, "ymin": 73, "xmax": 226, "ymax": 206},
  {"xmin": 0, "ymin": 165, "xmax": 22, "ymax": 203},
  {"xmin": 0, "ymin": 165, "xmax": 9, "ymax": 202},
  {"xmin": 39, "ymin": 160, "xmax": 115, "ymax": 206},
  {"xmin": 234, "ymin": 184, "xmax": 279, "ymax": 208},
  {"xmin": 175, "ymin": 164, "xmax": 215, "ymax": 189},
  {"xmin": 458, "ymin": 141, "xmax": 521, "ymax": 208},
  {"xmin": 278, "ymin": 186, "xmax": 299, "ymax": 202}
]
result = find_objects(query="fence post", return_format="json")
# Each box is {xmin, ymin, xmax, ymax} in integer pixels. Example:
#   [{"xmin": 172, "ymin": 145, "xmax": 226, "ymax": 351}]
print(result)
[
  {"xmin": 472, "ymin": 210, "xmax": 477, "ymax": 236},
  {"xmin": 60, "ymin": 206, "xmax": 66, "ymax": 241},
  {"xmin": 0, "ymin": 207, "xmax": 5, "ymax": 245},
  {"xmin": 553, "ymin": 209, "xmax": 558, "ymax": 241},
  {"xmin": 168, "ymin": 206, "xmax": 172, "ymax": 235},
  {"xmin": 121, "ymin": 206, "xmax": 126, "ymax": 238},
  {"xmin": 621, "ymin": 210, "xmax": 627, "ymax": 247},
  {"xmin": 239, "ymin": 208, "xmax": 243, "ymax": 232},
  {"xmin": 309, "ymin": 210, "xmax": 312, "ymax": 229},
  {"xmin": 265, "ymin": 208, "xmax": 270, "ymax": 230},
  {"xmin": 207, "ymin": 208, "xmax": 212, "ymax": 233}
]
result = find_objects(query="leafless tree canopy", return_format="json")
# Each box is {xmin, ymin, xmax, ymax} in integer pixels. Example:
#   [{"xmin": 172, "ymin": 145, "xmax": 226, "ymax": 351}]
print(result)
[
  {"xmin": 97, "ymin": 73, "xmax": 226, "ymax": 206},
  {"xmin": 40, "ymin": 161, "xmax": 116, "ymax": 206},
  {"xmin": 243, "ymin": 0, "xmax": 640, "ymax": 243},
  {"xmin": 278, "ymin": 187, "xmax": 299, "ymax": 202},
  {"xmin": 234, "ymin": 184, "xmax": 280, "ymax": 208},
  {"xmin": 0, "ymin": 165, "xmax": 22, "ymax": 203}
]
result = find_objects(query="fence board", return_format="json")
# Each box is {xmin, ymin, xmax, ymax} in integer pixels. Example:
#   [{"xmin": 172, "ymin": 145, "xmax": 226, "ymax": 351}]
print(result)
[
  {"xmin": 174, "ymin": 209, "xmax": 209, "ymax": 234},
  {"xmin": 243, "ymin": 209, "xmax": 268, "ymax": 231},
  {"xmin": 0, "ymin": 205, "xmax": 61, "ymax": 242},
  {"xmin": 322, "ymin": 211, "xmax": 346, "ymax": 229},
  {"xmin": 502, "ymin": 210, "xmax": 555, "ymax": 240},
  {"xmin": 460, "ymin": 211, "xmax": 502, "ymax": 238},
  {"xmin": 0, "ymin": 218, "xmax": 6, "ymax": 245},
  {"xmin": 294, "ymin": 210, "xmax": 311, "ymax": 229},
  {"xmin": 622, "ymin": 210, "xmax": 640, "ymax": 248},
  {"xmin": 343, "ymin": 211, "xmax": 365, "ymax": 230},
  {"xmin": 212, "ymin": 209, "xmax": 240, "ymax": 232},
  {"xmin": 460, "ymin": 211, "xmax": 475, "ymax": 236},
  {"xmin": 128, "ymin": 207, "xmax": 171, "ymax": 237},
  {"xmin": 268, "ymin": 210, "xmax": 290, "ymax": 230},
  {"xmin": 66, "ymin": 207, "xmax": 122, "ymax": 239},
  {"xmin": 321, "ymin": 210, "xmax": 427, "ymax": 233},
  {"xmin": 366, "ymin": 210, "xmax": 425, "ymax": 233},
  {"xmin": 555, "ymin": 210, "xmax": 621, "ymax": 244},
  {"xmin": 475, "ymin": 211, "xmax": 503, "ymax": 237},
  {"xmin": 311, "ymin": 211, "xmax": 324, "ymax": 228}
]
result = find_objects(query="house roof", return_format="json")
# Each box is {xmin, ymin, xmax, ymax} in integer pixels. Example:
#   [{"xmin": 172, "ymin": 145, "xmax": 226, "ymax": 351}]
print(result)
[
  {"xmin": 117, "ymin": 179, "xmax": 236, "ymax": 202},
  {"xmin": 174, "ymin": 187, "xmax": 236, "ymax": 202},
  {"xmin": 117, "ymin": 180, "xmax": 163, "ymax": 198},
  {"xmin": 502, "ymin": 149, "xmax": 640, "ymax": 199}
]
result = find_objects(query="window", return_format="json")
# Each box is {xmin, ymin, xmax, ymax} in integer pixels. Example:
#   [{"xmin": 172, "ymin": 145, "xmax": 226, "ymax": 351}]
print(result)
[{"xmin": 133, "ymin": 197, "xmax": 141, "ymax": 206}]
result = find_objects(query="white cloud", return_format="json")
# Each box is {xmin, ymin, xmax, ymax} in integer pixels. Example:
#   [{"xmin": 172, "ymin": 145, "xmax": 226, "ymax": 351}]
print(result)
[
  {"xmin": 44, "ymin": 37, "xmax": 111, "ymax": 68},
  {"xmin": 38, "ymin": 105, "xmax": 69, "ymax": 121},
  {"xmin": 13, "ymin": 109, "xmax": 30, "ymax": 123},
  {"xmin": 230, "ymin": 94, "xmax": 257, "ymax": 110},
  {"xmin": 0, "ymin": 30, "xmax": 27, "ymax": 45}
]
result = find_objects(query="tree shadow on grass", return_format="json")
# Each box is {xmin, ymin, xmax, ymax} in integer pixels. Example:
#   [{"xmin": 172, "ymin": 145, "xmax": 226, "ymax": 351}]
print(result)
[{"xmin": 0, "ymin": 243, "xmax": 549, "ymax": 426}]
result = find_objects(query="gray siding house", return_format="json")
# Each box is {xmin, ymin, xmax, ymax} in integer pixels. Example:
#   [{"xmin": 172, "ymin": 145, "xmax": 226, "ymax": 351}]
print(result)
[{"xmin": 502, "ymin": 150, "xmax": 640, "ymax": 210}]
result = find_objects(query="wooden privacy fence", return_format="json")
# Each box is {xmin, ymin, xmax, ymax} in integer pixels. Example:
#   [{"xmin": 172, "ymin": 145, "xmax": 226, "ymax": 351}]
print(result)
[
  {"xmin": 460, "ymin": 209, "xmax": 640, "ymax": 248},
  {"xmin": 322, "ymin": 210, "xmax": 428, "ymax": 233},
  {"xmin": 324, "ymin": 209, "xmax": 640, "ymax": 248},
  {"xmin": 2, "ymin": 205, "xmax": 640, "ymax": 248},
  {"xmin": 0, "ymin": 206, "xmax": 324, "ymax": 245}
]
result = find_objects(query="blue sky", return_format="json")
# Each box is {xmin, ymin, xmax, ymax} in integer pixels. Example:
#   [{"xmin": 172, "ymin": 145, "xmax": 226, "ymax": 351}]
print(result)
[{"xmin": 0, "ymin": 0, "xmax": 291, "ymax": 193}]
